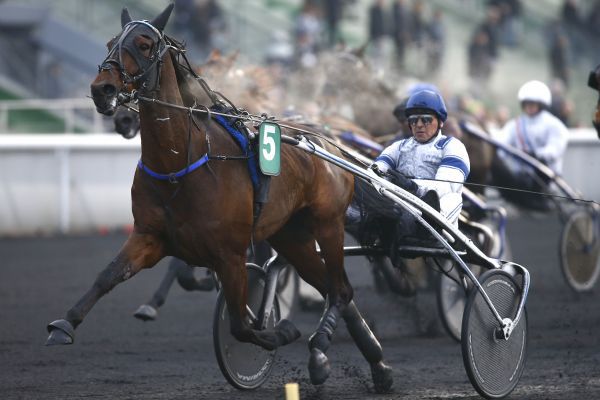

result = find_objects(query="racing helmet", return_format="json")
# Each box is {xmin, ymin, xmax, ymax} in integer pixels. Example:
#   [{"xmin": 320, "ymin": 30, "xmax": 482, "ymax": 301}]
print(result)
[
  {"xmin": 517, "ymin": 80, "xmax": 552, "ymax": 107},
  {"xmin": 404, "ymin": 89, "xmax": 448, "ymax": 122},
  {"xmin": 407, "ymin": 82, "xmax": 441, "ymax": 97}
]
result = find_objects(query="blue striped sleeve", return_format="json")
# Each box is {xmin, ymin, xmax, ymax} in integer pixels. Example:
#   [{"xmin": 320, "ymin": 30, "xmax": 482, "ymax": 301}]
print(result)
[
  {"xmin": 440, "ymin": 155, "xmax": 470, "ymax": 179},
  {"xmin": 375, "ymin": 154, "xmax": 395, "ymax": 169}
]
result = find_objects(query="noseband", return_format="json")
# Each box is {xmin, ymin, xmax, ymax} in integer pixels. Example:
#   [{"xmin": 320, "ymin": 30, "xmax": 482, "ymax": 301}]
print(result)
[{"xmin": 98, "ymin": 20, "xmax": 173, "ymax": 94}]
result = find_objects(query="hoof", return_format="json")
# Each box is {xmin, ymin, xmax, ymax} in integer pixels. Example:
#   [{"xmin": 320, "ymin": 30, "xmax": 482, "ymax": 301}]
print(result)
[
  {"xmin": 275, "ymin": 319, "xmax": 301, "ymax": 346},
  {"xmin": 308, "ymin": 348, "xmax": 331, "ymax": 385},
  {"xmin": 46, "ymin": 319, "xmax": 74, "ymax": 346},
  {"xmin": 371, "ymin": 361, "xmax": 393, "ymax": 393},
  {"xmin": 133, "ymin": 304, "xmax": 157, "ymax": 321}
]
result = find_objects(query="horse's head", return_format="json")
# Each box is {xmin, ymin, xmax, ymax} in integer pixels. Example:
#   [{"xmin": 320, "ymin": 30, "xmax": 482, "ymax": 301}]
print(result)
[
  {"xmin": 587, "ymin": 64, "xmax": 600, "ymax": 92},
  {"xmin": 90, "ymin": 4, "xmax": 174, "ymax": 115}
]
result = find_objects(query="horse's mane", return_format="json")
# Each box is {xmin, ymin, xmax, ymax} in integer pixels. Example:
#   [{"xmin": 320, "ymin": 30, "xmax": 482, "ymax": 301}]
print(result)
[{"xmin": 165, "ymin": 37, "xmax": 209, "ymax": 108}]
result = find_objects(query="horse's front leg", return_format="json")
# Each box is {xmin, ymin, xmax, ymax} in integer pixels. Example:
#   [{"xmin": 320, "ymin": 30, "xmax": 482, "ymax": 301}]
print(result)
[
  {"xmin": 46, "ymin": 232, "xmax": 165, "ymax": 345},
  {"xmin": 217, "ymin": 253, "xmax": 300, "ymax": 351}
]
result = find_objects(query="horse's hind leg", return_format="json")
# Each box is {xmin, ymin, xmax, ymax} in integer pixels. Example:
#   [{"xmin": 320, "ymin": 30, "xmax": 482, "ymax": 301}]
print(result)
[
  {"xmin": 272, "ymin": 221, "xmax": 393, "ymax": 392},
  {"xmin": 268, "ymin": 220, "xmax": 346, "ymax": 383},
  {"xmin": 216, "ymin": 251, "xmax": 301, "ymax": 351},
  {"xmin": 269, "ymin": 231, "xmax": 337, "ymax": 384},
  {"xmin": 132, "ymin": 256, "xmax": 213, "ymax": 321},
  {"xmin": 342, "ymin": 302, "xmax": 393, "ymax": 393},
  {"xmin": 133, "ymin": 257, "xmax": 181, "ymax": 321},
  {"xmin": 46, "ymin": 232, "xmax": 165, "ymax": 345}
]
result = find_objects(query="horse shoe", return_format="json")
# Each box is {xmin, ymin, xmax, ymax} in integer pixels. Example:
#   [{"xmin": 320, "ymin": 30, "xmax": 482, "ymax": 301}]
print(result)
[
  {"xmin": 45, "ymin": 319, "xmax": 75, "ymax": 346},
  {"xmin": 133, "ymin": 304, "xmax": 158, "ymax": 321},
  {"xmin": 308, "ymin": 347, "xmax": 331, "ymax": 385},
  {"xmin": 370, "ymin": 361, "xmax": 394, "ymax": 393}
]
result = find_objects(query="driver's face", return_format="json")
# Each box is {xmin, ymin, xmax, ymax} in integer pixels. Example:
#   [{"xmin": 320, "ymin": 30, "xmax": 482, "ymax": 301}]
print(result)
[
  {"xmin": 521, "ymin": 101, "xmax": 541, "ymax": 116},
  {"xmin": 408, "ymin": 113, "xmax": 440, "ymax": 143}
]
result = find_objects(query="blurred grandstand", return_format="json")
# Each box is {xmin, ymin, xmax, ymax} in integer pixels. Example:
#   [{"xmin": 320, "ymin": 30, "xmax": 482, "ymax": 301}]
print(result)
[{"xmin": 0, "ymin": 0, "xmax": 598, "ymax": 132}]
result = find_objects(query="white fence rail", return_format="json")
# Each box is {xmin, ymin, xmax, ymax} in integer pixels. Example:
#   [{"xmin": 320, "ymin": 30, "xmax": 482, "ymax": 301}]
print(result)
[
  {"xmin": 0, "ymin": 134, "xmax": 139, "ymax": 235},
  {"xmin": 0, "ymin": 131, "xmax": 599, "ymax": 236},
  {"xmin": 0, "ymin": 98, "xmax": 108, "ymax": 133}
]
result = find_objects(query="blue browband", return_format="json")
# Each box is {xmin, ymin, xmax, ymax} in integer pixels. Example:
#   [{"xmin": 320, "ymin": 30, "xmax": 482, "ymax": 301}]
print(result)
[{"xmin": 137, "ymin": 154, "xmax": 209, "ymax": 182}]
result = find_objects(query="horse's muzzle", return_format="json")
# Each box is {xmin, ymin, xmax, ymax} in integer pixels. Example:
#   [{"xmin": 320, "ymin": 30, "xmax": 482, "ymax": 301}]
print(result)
[{"xmin": 91, "ymin": 83, "xmax": 119, "ymax": 116}]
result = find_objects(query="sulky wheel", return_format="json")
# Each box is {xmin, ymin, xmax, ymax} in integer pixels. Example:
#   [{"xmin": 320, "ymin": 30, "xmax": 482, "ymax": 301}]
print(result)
[
  {"xmin": 213, "ymin": 264, "xmax": 280, "ymax": 390},
  {"xmin": 559, "ymin": 209, "xmax": 600, "ymax": 292},
  {"xmin": 437, "ymin": 261, "xmax": 482, "ymax": 342},
  {"xmin": 461, "ymin": 269, "xmax": 527, "ymax": 399}
]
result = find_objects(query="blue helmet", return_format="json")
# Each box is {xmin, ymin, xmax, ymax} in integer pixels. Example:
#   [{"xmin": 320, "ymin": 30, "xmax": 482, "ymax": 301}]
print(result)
[
  {"xmin": 407, "ymin": 82, "xmax": 441, "ymax": 97},
  {"xmin": 404, "ymin": 89, "xmax": 448, "ymax": 122}
]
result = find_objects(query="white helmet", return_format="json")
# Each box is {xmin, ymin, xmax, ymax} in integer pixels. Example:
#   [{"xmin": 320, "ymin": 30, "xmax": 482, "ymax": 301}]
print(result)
[{"xmin": 517, "ymin": 80, "xmax": 552, "ymax": 107}]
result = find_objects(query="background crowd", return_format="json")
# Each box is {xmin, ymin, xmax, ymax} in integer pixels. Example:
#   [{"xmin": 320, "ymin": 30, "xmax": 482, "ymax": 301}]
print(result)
[
  {"xmin": 2, "ymin": 0, "xmax": 599, "ymax": 133},
  {"xmin": 163, "ymin": 0, "xmax": 600, "ymax": 130}
]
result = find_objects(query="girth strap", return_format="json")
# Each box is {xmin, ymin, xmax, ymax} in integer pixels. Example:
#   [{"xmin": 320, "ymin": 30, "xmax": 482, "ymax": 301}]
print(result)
[
  {"xmin": 137, "ymin": 154, "xmax": 209, "ymax": 183},
  {"xmin": 212, "ymin": 114, "xmax": 260, "ymax": 189}
]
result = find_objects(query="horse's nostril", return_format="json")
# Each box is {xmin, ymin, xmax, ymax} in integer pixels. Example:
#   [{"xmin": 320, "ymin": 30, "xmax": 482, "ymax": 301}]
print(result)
[{"xmin": 103, "ymin": 84, "xmax": 117, "ymax": 96}]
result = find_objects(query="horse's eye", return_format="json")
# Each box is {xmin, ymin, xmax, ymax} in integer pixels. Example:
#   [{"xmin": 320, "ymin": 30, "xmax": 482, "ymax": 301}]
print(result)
[{"xmin": 139, "ymin": 43, "xmax": 151, "ymax": 51}]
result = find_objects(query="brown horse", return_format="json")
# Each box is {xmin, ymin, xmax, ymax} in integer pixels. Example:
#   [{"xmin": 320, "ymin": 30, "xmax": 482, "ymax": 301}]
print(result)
[{"xmin": 45, "ymin": 5, "xmax": 392, "ymax": 392}]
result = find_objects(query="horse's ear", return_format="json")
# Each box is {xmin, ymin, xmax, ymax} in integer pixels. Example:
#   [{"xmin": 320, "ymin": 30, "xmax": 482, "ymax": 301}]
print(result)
[
  {"xmin": 150, "ymin": 3, "xmax": 174, "ymax": 32},
  {"xmin": 121, "ymin": 8, "xmax": 133, "ymax": 28}
]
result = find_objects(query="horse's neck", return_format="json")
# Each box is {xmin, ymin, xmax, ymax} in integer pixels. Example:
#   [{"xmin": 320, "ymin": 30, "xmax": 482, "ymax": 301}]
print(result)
[
  {"xmin": 188, "ymin": 78, "xmax": 216, "ymax": 107},
  {"xmin": 138, "ymin": 55, "xmax": 203, "ymax": 173}
]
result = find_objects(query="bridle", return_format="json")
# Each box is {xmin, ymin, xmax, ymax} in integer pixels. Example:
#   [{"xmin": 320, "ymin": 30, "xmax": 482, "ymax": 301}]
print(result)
[{"xmin": 98, "ymin": 20, "xmax": 176, "ymax": 94}]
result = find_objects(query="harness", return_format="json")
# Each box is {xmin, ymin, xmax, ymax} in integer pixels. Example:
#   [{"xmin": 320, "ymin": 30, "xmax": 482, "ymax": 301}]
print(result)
[
  {"xmin": 137, "ymin": 155, "xmax": 210, "ymax": 183},
  {"xmin": 134, "ymin": 106, "xmax": 260, "ymax": 190},
  {"xmin": 211, "ymin": 106, "xmax": 260, "ymax": 189},
  {"xmin": 99, "ymin": 21, "xmax": 174, "ymax": 94},
  {"xmin": 103, "ymin": 16, "xmax": 275, "ymax": 238}
]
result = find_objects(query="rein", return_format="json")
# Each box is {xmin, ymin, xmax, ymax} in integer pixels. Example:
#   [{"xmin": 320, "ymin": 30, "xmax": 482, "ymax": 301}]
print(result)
[
  {"xmin": 122, "ymin": 91, "xmax": 600, "ymax": 207},
  {"xmin": 120, "ymin": 91, "xmax": 346, "ymax": 149},
  {"xmin": 107, "ymin": 20, "xmax": 598, "ymax": 208}
]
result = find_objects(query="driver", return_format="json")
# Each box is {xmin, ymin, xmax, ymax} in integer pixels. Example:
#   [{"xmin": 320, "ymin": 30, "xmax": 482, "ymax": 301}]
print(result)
[
  {"xmin": 492, "ymin": 80, "xmax": 569, "ymax": 209},
  {"xmin": 370, "ymin": 89, "xmax": 470, "ymax": 231}
]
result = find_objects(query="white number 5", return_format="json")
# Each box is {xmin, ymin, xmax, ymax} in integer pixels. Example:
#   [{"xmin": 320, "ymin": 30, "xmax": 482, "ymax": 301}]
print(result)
[{"xmin": 262, "ymin": 125, "xmax": 276, "ymax": 161}]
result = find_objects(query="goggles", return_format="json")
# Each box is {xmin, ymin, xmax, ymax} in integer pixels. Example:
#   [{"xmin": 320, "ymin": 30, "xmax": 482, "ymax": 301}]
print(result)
[
  {"xmin": 407, "ymin": 114, "xmax": 435, "ymax": 126},
  {"xmin": 521, "ymin": 101, "xmax": 541, "ymax": 108}
]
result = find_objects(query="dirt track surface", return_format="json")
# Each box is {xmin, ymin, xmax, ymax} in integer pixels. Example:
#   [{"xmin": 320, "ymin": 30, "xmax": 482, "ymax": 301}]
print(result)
[{"xmin": 1, "ymin": 214, "xmax": 599, "ymax": 399}]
